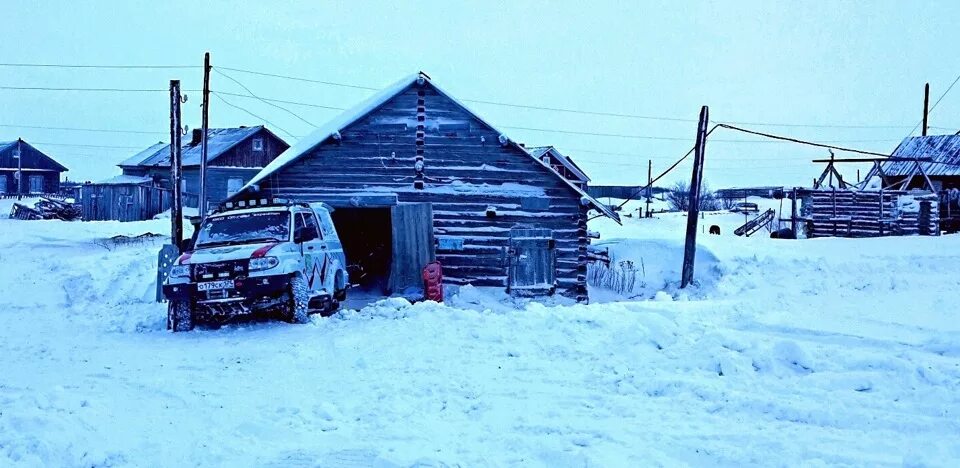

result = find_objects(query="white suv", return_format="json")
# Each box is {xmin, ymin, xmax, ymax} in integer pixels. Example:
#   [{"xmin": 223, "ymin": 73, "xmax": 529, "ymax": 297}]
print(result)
[{"xmin": 163, "ymin": 198, "xmax": 348, "ymax": 331}]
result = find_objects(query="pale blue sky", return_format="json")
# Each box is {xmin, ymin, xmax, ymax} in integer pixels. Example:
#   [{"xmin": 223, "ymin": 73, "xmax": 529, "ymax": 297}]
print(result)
[{"xmin": 3, "ymin": 0, "xmax": 959, "ymax": 187}]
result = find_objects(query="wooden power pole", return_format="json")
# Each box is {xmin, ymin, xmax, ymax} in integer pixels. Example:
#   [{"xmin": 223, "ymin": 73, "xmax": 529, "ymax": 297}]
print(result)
[
  {"xmin": 15, "ymin": 138, "xmax": 23, "ymax": 200},
  {"xmin": 199, "ymin": 52, "xmax": 211, "ymax": 219},
  {"xmin": 645, "ymin": 159, "xmax": 652, "ymax": 218},
  {"xmin": 922, "ymin": 82, "xmax": 930, "ymax": 136},
  {"xmin": 170, "ymin": 80, "xmax": 184, "ymax": 251},
  {"xmin": 681, "ymin": 106, "xmax": 709, "ymax": 289}
]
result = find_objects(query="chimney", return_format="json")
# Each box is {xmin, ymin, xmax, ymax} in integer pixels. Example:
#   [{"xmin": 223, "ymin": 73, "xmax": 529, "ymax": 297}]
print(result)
[{"xmin": 191, "ymin": 128, "xmax": 203, "ymax": 146}]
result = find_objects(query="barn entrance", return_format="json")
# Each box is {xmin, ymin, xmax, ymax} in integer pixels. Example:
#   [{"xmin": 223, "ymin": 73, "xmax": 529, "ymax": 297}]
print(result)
[
  {"xmin": 331, "ymin": 208, "xmax": 393, "ymax": 293},
  {"xmin": 329, "ymin": 202, "xmax": 435, "ymax": 299}
]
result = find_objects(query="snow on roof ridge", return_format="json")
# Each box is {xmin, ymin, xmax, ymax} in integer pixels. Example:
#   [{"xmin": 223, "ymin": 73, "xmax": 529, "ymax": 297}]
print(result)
[{"xmin": 238, "ymin": 71, "xmax": 620, "ymax": 224}]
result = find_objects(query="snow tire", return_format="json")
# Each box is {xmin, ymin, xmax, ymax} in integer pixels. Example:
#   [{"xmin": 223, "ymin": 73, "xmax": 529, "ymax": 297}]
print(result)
[
  {"xmin": 287, "ymin": 274, "xmax": 311, "ymax": 324},
  {"xmin": 168, "ymin": 300, "xmax": 194, "ymax": 332}
]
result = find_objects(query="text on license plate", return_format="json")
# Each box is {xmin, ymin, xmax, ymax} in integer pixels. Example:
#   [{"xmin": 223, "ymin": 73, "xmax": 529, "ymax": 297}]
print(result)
[{"xmin": 198, "ymin": 280, "xmax": 235, "ymax": 291}]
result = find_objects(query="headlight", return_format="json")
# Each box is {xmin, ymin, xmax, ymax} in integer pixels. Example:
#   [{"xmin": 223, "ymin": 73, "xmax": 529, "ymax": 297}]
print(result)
[
  {"xmin": 249, "ymin": 256, "xmax": 280, "ymax": 271},
  {"xmin": 169, "ymin": 265, "xmax": 191, "ymax": 278}
]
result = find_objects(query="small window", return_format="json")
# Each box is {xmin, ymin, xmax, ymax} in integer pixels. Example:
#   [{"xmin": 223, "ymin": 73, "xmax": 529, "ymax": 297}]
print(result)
[
  {"xmin": 252, "ymin": 138, "xmax": 264, "ymax": 152},
  {"xmin": 226, "ymin": 177, "xmax": 243, "ymax": 197},
  {"xmin": 302, "ymin": 212, "xmax": 323, "ymax": 240}
]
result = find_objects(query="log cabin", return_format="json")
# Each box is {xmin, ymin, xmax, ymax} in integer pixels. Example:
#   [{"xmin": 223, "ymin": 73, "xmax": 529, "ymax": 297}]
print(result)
[
  {"xmin": 231, "ymin": 72, "xmax": 620, "ymax": 302},
  {"xmin": 0, "ymin": 139, "xmax": 68, "ymax": 196}
]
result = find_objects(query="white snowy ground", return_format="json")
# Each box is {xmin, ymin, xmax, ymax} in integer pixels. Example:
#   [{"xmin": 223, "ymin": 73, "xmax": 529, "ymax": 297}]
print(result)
[{"xmin": 2, "ymin": 198, "xmax": 960, "ymax": 466}]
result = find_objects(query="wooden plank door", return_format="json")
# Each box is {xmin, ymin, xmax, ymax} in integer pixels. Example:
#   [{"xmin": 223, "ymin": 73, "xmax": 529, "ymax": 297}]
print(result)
[
  {"xmin": 389, "ymin": 203, "xmax": 435, "ymax": 294},
  {"xmin": 508, "ymin": 227, "xmax": 556, "ymax": 295}
]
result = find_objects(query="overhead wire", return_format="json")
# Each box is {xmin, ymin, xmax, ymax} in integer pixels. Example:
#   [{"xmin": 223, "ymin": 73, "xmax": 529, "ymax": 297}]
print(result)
[
  {"xmin": 213, "ymin": 68, "xmax": 318, "ymax": 128},
  {"xmin": 211, "ymin": 92, "xmax": 294, "ymax": 138}
]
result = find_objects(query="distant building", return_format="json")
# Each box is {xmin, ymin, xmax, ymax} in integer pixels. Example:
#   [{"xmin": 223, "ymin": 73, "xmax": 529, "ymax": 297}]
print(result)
[
  {"xmin": 118, "ymin": 126, "xmax": 288, "ymax": 209},
  {"xmin": 80, "ymin": 175, "xmax": 172, "ymax": 222},
  {"xmin": 881, "ymin": 134, "xmax": 960, "ymax": 232},
  {"xmin": 0, "ymin": 139, "xmax": 68, "ymax": 195},
  {"xmin": 526, "ymin": 146, "xmax": 591, "ymax": 189}
]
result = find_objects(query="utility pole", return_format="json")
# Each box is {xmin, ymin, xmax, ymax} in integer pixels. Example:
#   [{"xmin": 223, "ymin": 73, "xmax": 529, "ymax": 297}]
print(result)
[
  {"xmin": 681, "ymin": 106, "xmax": 709, "ymax": 289},
  {"xmin": 922, "ymin": 82, "xmax": 930, "ymax": 136},
  {"xmin": 15, "ymin": 138, "xmax": 22, "ymax": 200},
  {"xmin": 645, "ymin": 159, "xmax": 652, "ymax": 218},
  {"xmin": 199, "ymin": 52, "xmax": 211, "ymax": 219},
  {"xmin": 170, "ymin": 80, "xmax": 184, "ymax": 251}
]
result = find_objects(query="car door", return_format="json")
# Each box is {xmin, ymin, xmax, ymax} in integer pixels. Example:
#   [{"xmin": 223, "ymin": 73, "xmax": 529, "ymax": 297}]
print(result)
[
  {"xmin": 314, "ymin": 208, "xmax": 346, "ymax": 282},
  {"xmin": 297, "ymin": 210, "xmax": 328, "ymax": 294}
]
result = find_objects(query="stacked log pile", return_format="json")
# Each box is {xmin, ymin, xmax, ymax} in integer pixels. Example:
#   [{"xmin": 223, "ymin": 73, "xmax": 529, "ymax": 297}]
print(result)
[{"xmin": 798, "ymin": 189, "xmax": 939, "ymax": 238}]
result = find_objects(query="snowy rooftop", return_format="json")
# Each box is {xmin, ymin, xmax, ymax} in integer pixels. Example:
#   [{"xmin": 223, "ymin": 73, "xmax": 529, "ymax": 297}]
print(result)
[
  {"xmin": 118, "ymin": 126, "xmax": 266, "ymax": 168},
  {"xmin": 95, "ymin": 174, "xmax": 154, "ymax": 185},
  {"xmin": 526, "ymin": 146, "xmax": 591, "ymax": 183},
  {"xmin": 884, "ymin": 134, "xmax": 960, "ymax": 177},
  {"xmin": 238, "ymin": 73, "xmax": 619, "ymax": 223}
]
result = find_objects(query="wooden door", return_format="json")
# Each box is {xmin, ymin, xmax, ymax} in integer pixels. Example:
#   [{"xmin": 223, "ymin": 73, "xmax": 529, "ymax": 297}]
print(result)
[
  {"xmin": 507, "ymin": 227, "xmax": 556, "ymax": 295},
  {"xmin": 389, "ymin": 203, "xmax": 435, "ymax": 294}
]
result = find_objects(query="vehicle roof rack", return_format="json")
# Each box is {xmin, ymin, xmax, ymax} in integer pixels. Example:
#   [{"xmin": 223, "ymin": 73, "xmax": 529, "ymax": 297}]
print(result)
[{"xmin": 214, "ymin": 197, "xmax": 308, "ymax": 214}]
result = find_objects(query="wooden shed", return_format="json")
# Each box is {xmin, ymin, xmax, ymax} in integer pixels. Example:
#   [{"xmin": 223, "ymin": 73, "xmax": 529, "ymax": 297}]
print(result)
[
  {"xmin": 80, "ymin": 175, "xmax": 171, "ymax": 222},
  {"xmin": 231, "ymin": 72, "xmax": 619, "ymax": 302}
]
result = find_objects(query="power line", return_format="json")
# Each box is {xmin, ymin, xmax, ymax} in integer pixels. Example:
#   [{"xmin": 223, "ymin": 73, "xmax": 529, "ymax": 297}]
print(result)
[
  {"xmin": 0, "ymin": 63, "xmax": 198, "ymax": 69},
  {"xmin": 503, "ymin": 124, "xmax": 899, "ymax": 143},
  {"xmin": 211, "ymin": 92, "xmax": 294, "ymax": 138},
  {"xmin": 213, "ymin": 68, "xmax": 318, "ymax": 128},
  {"xmin": 0, "ymin": 123, "xmax": 164, "ymax": 135},
  {"xmin": 216, "ymin": 64, "xmax": 924, "ymax": 129},
  {"xmin": 715, "ymin": 124, "xmax": 889, "ymax": 157},
  {"xmin": 30, "ymin": 141, "xmax": 142, "ymax": 150},
  {"xmin": 0, "ymin": 85, "xmax": 202, "ymax": 93},
  {"xmin": 906, "ymin": 73, "xmax": 960, "ymax": 137},
  {"xmin": 214, "ymin": 91, "xmax": 347, "ymax": 110}
]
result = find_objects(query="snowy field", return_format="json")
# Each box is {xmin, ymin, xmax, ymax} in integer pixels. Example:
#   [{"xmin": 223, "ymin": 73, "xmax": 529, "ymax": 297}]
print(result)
[{"xmin": 2, "ymin": 197, "xmax": 960, "ymax": 466}]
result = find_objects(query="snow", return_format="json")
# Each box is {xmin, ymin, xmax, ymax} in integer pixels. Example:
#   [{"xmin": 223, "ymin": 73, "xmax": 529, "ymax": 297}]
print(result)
[
  {"xmin": 3, "ymin": 199, "xmax": 960, "ymax": 465},
  {"xmin": 94, "ymin": 174, "xmax": 153, "ymax": 185}
]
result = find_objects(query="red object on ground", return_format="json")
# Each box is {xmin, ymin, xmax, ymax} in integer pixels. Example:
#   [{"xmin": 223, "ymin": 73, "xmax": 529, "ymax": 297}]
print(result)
[{"xmin": 422, "ymin": 261, "xmax": 443, "ymax": 302}]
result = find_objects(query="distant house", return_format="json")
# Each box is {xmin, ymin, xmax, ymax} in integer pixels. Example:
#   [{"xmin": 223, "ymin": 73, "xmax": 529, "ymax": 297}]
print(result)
[
  {"xmin": 118, "ymin": 126, "xmax": 288, "ymax": 209},
  {"xmin": 230, "ymin": 72, "xmax": 619, "ymax": 302},
  {"xmin": 0, "ymin": 139, "xmax": 68, "ymax": 195},
  {"xmin": 526, "ymin": 146, "xmax": 591, "ymax": 189}
]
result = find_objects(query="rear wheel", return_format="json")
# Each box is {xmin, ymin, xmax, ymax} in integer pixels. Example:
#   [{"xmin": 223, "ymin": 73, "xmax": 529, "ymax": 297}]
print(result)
[
  {"xmin": 334, "ymin": 272, "xmax": 347, "ymax": 302},
  {"xmin": 168, "ymin": 300, "xmax": 194, "ymax": 332},
  {"xmin": 286, "ymin": 274, "xmax": 311, "ymax": 324}
]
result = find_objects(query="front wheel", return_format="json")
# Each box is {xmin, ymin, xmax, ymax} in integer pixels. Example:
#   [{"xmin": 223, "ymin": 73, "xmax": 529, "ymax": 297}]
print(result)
[
  {"xmin": 286, "ymin": 275, "xmax": 311, "ymax": 324},
  {"xmin": 168, "ymin": 300, "xmax": 194, "ymax": 332}
]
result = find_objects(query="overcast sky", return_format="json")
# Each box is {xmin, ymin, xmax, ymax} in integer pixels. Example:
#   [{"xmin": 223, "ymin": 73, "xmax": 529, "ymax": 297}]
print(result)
[{"xmin": 3, "ymin": 0, "xmax": 959, "ymax": 188}]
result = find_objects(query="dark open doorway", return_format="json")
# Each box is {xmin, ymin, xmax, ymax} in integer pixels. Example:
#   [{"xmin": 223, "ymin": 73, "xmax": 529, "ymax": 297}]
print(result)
[{"xmin": 331, "ymin": 208, "xmax": 393, "ymax": 293}]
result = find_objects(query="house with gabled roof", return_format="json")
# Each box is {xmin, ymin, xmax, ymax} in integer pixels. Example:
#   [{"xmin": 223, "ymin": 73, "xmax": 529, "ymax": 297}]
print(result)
[
  {"xmin": 526, "ymin": 146, "xmax": 591, "ymax": 189},
  {"xmin": 231, "ymin": 72, "xmax": 619, "ymax": 302},
  {"xmin": 0, "ymin": 139, "xmax": 68, "ymax": 196},
  {"xmin": 118, "ymin": 126, "xmax": 288, "ymax": 208}
]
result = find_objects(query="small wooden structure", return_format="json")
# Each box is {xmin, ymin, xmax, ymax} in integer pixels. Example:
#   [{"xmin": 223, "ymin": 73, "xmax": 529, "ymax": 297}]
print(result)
[
  {"xmin": 230, "ymin": 72, "xmax": 620, "ymax": 302},
  {"xmin": 80, "ymin": 175, "xmax": 171, "ymax": 222},
  {"xmin": 796, "ymin": 188, "xmax": 939, "ymax": 238},
  {"xmin": 0, "ymin": 139, "xmax": 68, "ymax": 196},
  {"xmin": 877, "ymin": 134, "xmax": 960, "ymax": 232},
  {"xmin": 526, "ymin": 146, "xmax": 591, "ymax": 189},
  {"xmin": 118, "ymin": 126, "xmax": 288, "ymax": 211}
]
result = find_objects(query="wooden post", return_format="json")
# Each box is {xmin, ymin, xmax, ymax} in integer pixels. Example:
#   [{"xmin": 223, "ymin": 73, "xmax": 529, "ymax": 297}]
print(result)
[
  {"xmin": 16, "ymin": 138, "xmax": 22, "ymax": 200},
  {"xmin": 922, "ymin": 82, "xmax": 930, "ymax": 137},
  {"xmin": 199, "ymin": 52, "xmax": 211, "ymax": 219},
  {"xmin": 681, "ymin": 106, "xmax": 708, "ymax": 289},
  {"xmin": 170, "ymin": 80, "xmax": 184, "ymax": 252},
  {"xmin": 790, "ymin": 188, "xmax": 798, "ymax": 236},
  {"xmin": 645, "ymin": 159, "xmax": 652, "ymax": 218}
]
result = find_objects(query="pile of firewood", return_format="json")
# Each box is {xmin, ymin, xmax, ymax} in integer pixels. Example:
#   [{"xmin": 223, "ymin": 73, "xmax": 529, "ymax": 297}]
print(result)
[{"xmin": 9, "ymin": 198, "xmax": 82, "ymax": 221}]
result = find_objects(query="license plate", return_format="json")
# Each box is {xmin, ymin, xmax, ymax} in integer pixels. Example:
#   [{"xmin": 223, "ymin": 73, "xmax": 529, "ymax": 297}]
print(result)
[{"xmin": 197, "ymin": 280, "xmax": 235, "ymax": 291}]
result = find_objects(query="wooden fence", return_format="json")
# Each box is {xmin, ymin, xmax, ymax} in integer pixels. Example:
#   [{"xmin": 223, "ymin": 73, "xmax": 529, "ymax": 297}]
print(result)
[{"xmin": 798, "ymin": 189, "xmax": 939, "ymax": 238}]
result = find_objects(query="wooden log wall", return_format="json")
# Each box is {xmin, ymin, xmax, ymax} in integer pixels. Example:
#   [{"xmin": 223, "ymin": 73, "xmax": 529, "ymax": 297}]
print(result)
[
  {"xmin": 798, "ymin": 188, "xmax": 940, "ymax": 238},
  {"xmin": 259, "ymin": 82, "xmax": 592, "ymax": 301}
]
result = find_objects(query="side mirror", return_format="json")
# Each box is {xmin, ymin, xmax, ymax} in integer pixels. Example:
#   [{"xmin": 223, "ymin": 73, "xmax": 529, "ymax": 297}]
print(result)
[{"xmin": 294, "ymin": 226, "xmax": 314, "ymax": 244}]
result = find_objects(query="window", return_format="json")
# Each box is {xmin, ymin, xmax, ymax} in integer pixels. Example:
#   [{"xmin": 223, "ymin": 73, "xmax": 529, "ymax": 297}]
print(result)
[
  {"xmin": 294, "ymin": 212, "xmax": 320, "ymax": 242},
  {"xmin": 226, "ymin": 177, "xmax": 243, "ymax": 197},
  {"xmin": 303, "ymin": 212, "xmax": 322, "ymax": 240},
  {"xmin": 252, "ymin": 138, "xmax": 264, "ymax": 152}
]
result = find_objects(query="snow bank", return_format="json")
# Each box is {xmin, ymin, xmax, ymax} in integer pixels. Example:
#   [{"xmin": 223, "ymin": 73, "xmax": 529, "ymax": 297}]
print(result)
[{"xmin": 588, "ymin": 238, "xmax": 722, "ymax": 300}]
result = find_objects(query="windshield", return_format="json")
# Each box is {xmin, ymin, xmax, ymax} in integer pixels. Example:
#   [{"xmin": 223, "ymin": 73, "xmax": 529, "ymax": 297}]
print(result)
[{"xmin": 195, "ymin": 211, "xmax": 290, "ymax": 247}]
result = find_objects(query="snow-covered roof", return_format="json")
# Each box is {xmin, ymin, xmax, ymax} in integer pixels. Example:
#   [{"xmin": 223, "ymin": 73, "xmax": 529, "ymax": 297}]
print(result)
[
  {"xmin": 95, "ymin": 174, "xmax": 154, "ymax": 185},
  {"xmin": 883, "ymin": 134, "xmax": 960, "ymax": 177},
  {"xmin": 526, "ymin": 146, "xmax": 591, "ymax": 183},
  {"xmin": 118, "ymin": 126, "xmax": 271, "ymax": 168},
  {"xmin": 239, "ymin": 72, "xmax": 620, "ymax": 224}
]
